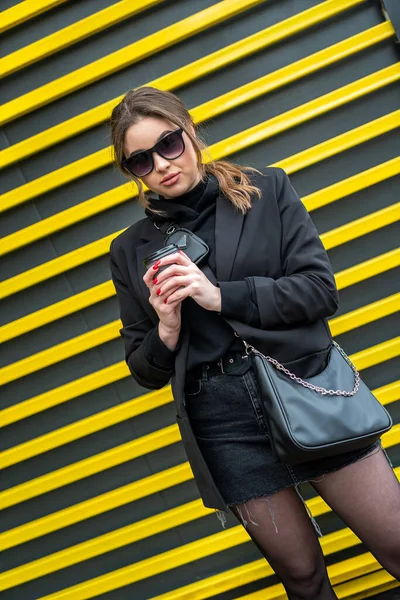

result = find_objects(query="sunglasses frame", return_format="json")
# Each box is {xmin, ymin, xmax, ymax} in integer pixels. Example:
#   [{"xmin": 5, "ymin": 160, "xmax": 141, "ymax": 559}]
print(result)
[{"xmin": 122, "ymin": 128, "xmax": 185, "ymax": 178}]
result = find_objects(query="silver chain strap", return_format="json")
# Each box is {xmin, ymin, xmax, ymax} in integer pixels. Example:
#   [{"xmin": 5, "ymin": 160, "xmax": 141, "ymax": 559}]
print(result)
[{"xmin": 236, "ymin": 334, "xmax": 360, "ymax": 397}]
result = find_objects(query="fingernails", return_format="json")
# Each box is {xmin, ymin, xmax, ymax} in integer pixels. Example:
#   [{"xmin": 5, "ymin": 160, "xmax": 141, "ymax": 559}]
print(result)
[
  {"xmin": 164, "ymin": 298, "xmax": 168, "ymax": 304},
  {"xmin": 156, "ymin": 289, "xmax": 161, "ymax": 296},
  {"xmin": 152, "ymin": 264, "xmax": 159, "ymax": 270},
  {"xmin": 153, "ymin": 278, "xmax": 158, "ymax": 284}
]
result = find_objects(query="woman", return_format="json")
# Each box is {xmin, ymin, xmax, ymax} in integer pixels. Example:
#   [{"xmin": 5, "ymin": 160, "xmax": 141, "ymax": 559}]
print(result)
[{"xmin": 109, "ymin": 87, "xmax": 400, "ymax": 597}]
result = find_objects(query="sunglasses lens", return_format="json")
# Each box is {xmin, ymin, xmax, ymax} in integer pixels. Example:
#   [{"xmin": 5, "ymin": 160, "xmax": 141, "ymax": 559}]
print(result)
[
  {"xmin": 158, "ymin": 130, "xmax": 184, "ymax": 159},
  {"xmin": 127, "ymin": 152, "xmax": 152, "ymax": 177}
]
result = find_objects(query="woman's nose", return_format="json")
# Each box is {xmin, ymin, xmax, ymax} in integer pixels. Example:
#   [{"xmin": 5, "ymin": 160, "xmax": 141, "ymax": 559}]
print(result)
[{"xmin": 153, "ymin": 152, "xmax": 170, "ymax": 172}]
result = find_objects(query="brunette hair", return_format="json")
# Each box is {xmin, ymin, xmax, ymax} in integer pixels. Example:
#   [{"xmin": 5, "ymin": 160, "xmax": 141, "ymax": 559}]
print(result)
[{"xmin": 109, "ymin": 87, "xmax": 262, "ymax": 217}]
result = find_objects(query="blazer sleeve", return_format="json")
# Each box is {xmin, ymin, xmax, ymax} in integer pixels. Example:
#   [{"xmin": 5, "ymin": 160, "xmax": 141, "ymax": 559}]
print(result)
[
  {"xmin": 252, "ymin": 168, "xmax": 339, "ymax": 328},
  {"xmin": 109, "ymin": 241, "xmax": 179, "ymax": 390},
  {"xmin": 219, "ymin": 168, "xmax": 339, "ymax": 328}
]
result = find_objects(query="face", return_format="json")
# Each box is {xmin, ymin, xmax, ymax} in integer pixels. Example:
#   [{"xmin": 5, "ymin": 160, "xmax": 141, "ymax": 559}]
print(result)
[{"xmin": 124, "ymin": 116, "xmax": 202, "ymax": 198}]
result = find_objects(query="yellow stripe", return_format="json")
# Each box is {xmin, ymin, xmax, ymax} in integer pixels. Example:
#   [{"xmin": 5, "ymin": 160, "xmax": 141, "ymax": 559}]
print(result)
[
  {"xmin": 0, "ymin": 346, "xmax": 396, "ymax": 511},
  {"xmin": 30, "ymin": 495, "xmax": 396, "ymax": 599},
  {"xmin": 0, "ymin": 280, "xmax": 115, "ymax": 342},
  {"xmin": 329, "ymin": 294, "xmax": 400, "ymax": 336},
  {"xmin": 0, "ymin": 424, "xmax": 180, "ymax": 511},
  {"xmin": 0, "ymin": 0, "xmax": 265, "ymax": 125},
  {"xmin": 1, "ymin": 233, "xmax": 398, "ymax": 384},
  {"xmin": 0, "ymin": 463, "xmax": 193, "ymax": 551},
  {"xmin": 275, "ymin": 108, "xmax": 400, "ymax": 174},
  {"xmin": 1, "ymin": 23, "xmax": 392, "ymax": 245},
  {"xmin": 334, "ymin": 569, "xmax": 398, "ymax": 599},
  {"xmin": 235, "ymin": 556, "xmax": 393, "ymax": 600},
  {"xmin": 1, "ymin": 300, "xmax": 396, "ymax": 467},
  {"xmin": 0, "ymin": 0, "xmax": 68, "ymax": 33},
  {"xmin": 2, "ymin": 157, "xmax": 398, "ymax": 343},
  {"xmin": 3, "ymin": 196, "xmax": 398, "ymax": 383},
  {"xmin": 0, "ymin": 440, "xmax": 397, "ymax": 591},
  {"xmin": 335, "ymin": 248, "xmax": 400, "ymax": 290},
  {"xmin": 0, "ymin": 387, "xmax": 172, "ymax": 468},
  {"xmin": 0, "ymin": 253, "xmax": 396, "ymax": 426},
  {"xmin": 3, "ymin": 62, "xmax": 398, "ymax": 215},
  {"xmin": 1, "ymin": 110, "xmax": 398, "ymax": 300},
  {"xmin": 0, "ymin": 0, "xmax": 370, "ymax": 167},
  {"xmin": 321, "ymin": 202, "xmax": 400, "ymax": 250},
  {"xmin": 303, "ymin": 156, "xmax": 400, "ymax": 212},
  {"xmin": 0, "ymin": 426, "xmax": 395, "ymax": 559},
  {"xmin": 0, "ymin": 0, "xmax": 164, "ymax": 78}
]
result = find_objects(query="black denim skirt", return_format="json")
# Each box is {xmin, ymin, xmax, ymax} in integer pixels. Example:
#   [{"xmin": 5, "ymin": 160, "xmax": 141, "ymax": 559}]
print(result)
[{"xmin": 184, "ymin": 355, "xmax": 381, "ymax": 509}]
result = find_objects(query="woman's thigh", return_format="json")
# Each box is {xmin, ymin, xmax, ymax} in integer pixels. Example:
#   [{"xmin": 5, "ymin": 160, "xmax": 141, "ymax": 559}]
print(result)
[
  {"xmin": 310, "ymin": 445, "xmax": 400, "ymax": 562},
  {"xmin": 230, "ymin": 486, "xmax": 332, "ymax": 592}
]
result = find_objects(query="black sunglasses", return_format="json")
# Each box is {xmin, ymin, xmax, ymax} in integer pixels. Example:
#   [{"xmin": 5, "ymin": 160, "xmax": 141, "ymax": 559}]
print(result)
[{"xmin": 122, "ymin": 128, "xmax": 185, "ymax": 178}]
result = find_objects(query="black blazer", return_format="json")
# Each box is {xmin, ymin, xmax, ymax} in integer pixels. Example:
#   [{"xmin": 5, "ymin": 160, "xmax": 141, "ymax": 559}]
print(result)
[{"xmin": 109, "ymin": 168, "xmax": 339, "ymax": 510}]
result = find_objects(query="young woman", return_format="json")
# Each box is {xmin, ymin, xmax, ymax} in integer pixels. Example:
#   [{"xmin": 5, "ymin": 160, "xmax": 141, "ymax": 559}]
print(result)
[{"xmin": 109, "ymin": 86, "xmax": 400, "ymax": 598}]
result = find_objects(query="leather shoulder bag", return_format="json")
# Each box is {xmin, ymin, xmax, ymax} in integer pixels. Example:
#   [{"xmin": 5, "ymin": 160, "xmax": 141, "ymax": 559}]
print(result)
[{"xmin": 239, "ymin": 338, "xmax": 392, "ymax": 464}]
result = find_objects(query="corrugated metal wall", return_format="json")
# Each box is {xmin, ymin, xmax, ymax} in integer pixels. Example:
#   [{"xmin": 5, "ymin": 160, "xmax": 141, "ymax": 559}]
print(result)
[{"xmin": 0, "ymin": 0, "xmax": 399, "ymax": 598}]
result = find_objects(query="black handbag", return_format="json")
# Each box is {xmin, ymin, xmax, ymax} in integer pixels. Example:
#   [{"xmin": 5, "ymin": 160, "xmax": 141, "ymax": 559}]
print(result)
[
  {"xmin": 153, "ymin": 220, "xmax": 210, "ymax": 266},
  {"xmin": 240, "ymin": 338, "xmax": 392, "ymax": 464}
]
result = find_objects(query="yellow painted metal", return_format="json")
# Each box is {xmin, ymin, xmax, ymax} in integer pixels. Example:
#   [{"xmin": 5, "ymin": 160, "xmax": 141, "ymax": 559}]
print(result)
[
  {"xmin": 0, "ymin": 386, "xmax": 397, "ymax": 514},
  {"xmin": 0, "ymin": 463, "xmax": 193, "ymax": 551},
  {"xmin": 235, "ymin": 556, "xmax": 383, "ymax": 599},
  {"xmin": 2, "ymin": 64, "xmax": 398, "ymax": 216},
  {"xmin": 28, "ymin": 520, "xmax": 389, "ymax": 599},
  {"xmin": 321, "ymin": 202, "xmax": 400, "ymax": 250},
  {"xmin": 0, "ymin": 424, "xmax": 181, "ymax": 510},
  {"xmin": 0, "ymin": 436, "xmax": 396, "ymax": 555},
  {"xmin": 0, "ymin": 0, "xmax": 265, "ymax": 125},
  {"xmin": 351, "ymin": 337, "xmax": 400, "ymax": 371},
  {"xmin": 0, "ymin": 320, "xmax": 121, "ymax": 385},
  {"xmin": 0, "ymin": 360, "xmax": 130, "ymax": 427},
  {"xmin": 2, "ymin": 112, "xmax": 399, "ymax": 300},
  {"xmin": 0, "ymin": 0, "xmax": 370, "ymax": 167},
  {"xmin": 334, "ymin": 569, "xmax": 398, "ymax": 599},
  {"xmin": 303, "ymin": 156, "xmax": 400, "ymax": 212},
  {"xmin": 1, "ymin": 24, "xmax": 392, "ymax": 244},
  {"xmin": 0, "ymin": 252, "xmax": 396, "ymax": 426},
  {"xmin": 1, "ymin": 455, "xmax": 398, "ymax": 592},
  {"xmin": 209, "ymin": 67, "xmax": 400, "ymax": 160},
  {"xmin": 1, "ymin": 298, "xmax": 397, "ymax": 467},
  {"xmin": 0, "ymin": 0, "xmax": 68, "ymax": 33},
  {"xmin": 0, "ymin": 0, "xmax": 164, "ymax": 78},
  {"xmin": 277, "ymin": 109, "xmax": 400, "ymax": 175},
  {"xmin": 374, "ymin": 380, "xmax": 400, "ymax": 406},
  {"xmin": 0, "ymin": 281, "xmax": 115, "ymax": 343},
  {"xmin": 2, "ymin": 157, "xmax": 398, "ymax": 344},
  {"xmin": 1, "ymin": 256, "xmax": 398, "ymax": 385},
  {"xmin": 0, "ymin": 387, "xmax": 172, "ymax": 468},
  {"xmin": 335, "ymin": 248, "xmax": 400, "ymax": 290},
  {"xmin": 329, "ymin": 294, "xmax": 400, "ymax": 336}
]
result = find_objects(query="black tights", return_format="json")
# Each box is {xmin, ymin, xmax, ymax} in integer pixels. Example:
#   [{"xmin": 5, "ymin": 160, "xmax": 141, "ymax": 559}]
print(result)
[{"xmin": 230, "ymin": 447, "xmax": 400, "ymax": 599}]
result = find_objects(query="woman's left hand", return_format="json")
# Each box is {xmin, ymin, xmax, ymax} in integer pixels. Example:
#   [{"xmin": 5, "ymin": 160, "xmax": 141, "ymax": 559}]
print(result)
[{"xmin": 151, "ymin": 251, "xmax": 222, "ymax": 312}]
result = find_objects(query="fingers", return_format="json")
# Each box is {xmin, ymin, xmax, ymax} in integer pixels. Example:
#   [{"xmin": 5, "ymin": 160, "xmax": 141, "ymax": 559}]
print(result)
[{"xmin": 143, "ymin": 251, "xmax": 193, "ymax": 288}]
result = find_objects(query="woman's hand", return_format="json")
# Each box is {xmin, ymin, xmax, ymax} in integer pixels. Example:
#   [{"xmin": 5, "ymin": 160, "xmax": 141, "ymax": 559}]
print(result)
[
  {"xmin": 143, "ymin": 255, "xmax": 183, "ymax": 334},
  {"xmin": 148, "ymin": 250, "xmax": 222, "ymax": 312}
]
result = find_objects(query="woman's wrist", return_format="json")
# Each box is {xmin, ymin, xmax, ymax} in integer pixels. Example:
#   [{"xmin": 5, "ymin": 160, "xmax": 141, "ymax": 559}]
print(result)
[{"xmin": 158, "ymin": 322, "xmax": 180, "ymax": 351}]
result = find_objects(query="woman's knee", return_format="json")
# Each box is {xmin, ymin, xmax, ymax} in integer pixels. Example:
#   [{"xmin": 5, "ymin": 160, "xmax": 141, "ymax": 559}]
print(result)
[{"xmin": 283, "ymin": 558, "xmax": 330, "ymax": 599}]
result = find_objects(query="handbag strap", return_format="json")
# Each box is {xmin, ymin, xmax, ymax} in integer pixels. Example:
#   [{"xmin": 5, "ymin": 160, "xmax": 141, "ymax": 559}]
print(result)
[
  {"xmin": 153, "ymin": 220, "xmax": 177, "ymax": 236},
  {"xmin": 236, "ymin": 334, "xmax": 360, "ymax": 397}
]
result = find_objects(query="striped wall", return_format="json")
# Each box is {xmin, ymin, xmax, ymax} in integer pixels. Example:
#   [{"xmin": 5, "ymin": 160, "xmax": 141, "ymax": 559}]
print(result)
[{"xmin": 0, "ymin": 0, "xmax": 399, "ymax": 598}]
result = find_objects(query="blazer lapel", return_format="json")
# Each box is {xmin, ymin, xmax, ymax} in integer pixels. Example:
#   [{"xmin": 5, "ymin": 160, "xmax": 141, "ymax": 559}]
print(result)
[{"xmin": 215, "ymin": 193, "xmax": 245, "ymax": 282}]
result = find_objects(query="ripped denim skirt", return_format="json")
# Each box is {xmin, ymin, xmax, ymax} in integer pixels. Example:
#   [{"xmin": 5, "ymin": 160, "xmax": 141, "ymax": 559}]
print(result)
[{"xmin": 184, "ymin": 350, "xmax": 382, "ymax": 532}]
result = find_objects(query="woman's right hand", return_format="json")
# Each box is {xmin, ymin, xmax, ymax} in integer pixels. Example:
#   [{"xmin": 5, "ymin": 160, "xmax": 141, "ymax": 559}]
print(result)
[{"xmin": 143, "ymin": 260, "xmax": 182, "ymax": 334}]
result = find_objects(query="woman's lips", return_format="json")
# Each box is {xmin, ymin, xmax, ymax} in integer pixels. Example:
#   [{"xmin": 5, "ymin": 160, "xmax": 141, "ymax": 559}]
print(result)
[{"xmin": 161, "ymin": 173, "xmax": 180, "ymax": 186}]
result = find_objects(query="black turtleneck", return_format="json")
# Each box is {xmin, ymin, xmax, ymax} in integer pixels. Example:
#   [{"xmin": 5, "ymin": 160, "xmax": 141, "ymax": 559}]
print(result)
[{"xmin": 143, "ymin": 175, "xmax": 261, "ymax": 376}]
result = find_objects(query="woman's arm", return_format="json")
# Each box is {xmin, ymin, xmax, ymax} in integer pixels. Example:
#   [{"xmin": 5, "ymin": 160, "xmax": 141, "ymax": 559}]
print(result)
[
  {"xmin": 109, "ymin": 243, "xmax": 179, "ymax": 390},
  {"xmin": 218, "ymin": 168, "xmax": 339, "ymax": 328}
]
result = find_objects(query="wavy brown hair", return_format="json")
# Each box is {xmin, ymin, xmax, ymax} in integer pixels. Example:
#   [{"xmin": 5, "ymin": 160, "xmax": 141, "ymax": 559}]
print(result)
[{"xmin": 109, "ymin": 87, "xmax": 262, "ymax": 217}]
